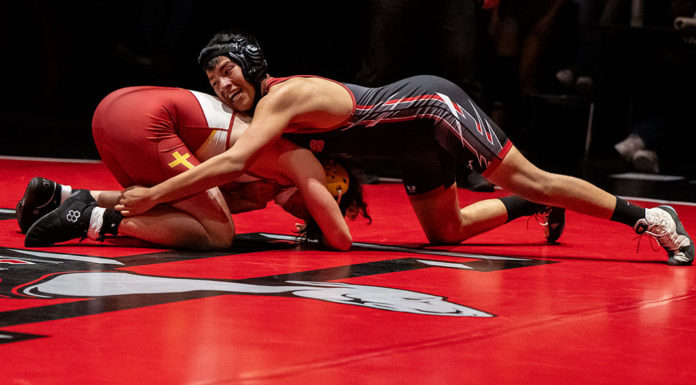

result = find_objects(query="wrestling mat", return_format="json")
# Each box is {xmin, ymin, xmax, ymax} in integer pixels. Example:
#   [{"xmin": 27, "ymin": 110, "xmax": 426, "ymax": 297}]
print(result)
[{"xmin": 1, "ymin": 157, "xmax": 695, "ymax": 384}]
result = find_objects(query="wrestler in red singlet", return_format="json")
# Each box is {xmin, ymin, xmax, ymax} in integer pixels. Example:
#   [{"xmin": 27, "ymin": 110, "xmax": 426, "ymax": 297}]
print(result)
[{"xmin": 92, "ymin": 86, "xmax": 249, "ymax": 187}]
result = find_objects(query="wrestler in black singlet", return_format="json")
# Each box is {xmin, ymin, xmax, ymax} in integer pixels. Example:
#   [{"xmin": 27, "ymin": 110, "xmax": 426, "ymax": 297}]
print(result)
[{"xmin": 284, "ymin": 75, "xmax": 512, "ymax": 195}]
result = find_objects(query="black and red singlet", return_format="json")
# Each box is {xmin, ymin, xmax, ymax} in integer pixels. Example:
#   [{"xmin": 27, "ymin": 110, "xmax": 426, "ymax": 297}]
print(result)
[{"xmin": 278, "ymin": 75, "xmax": 512, "ymax": 195}]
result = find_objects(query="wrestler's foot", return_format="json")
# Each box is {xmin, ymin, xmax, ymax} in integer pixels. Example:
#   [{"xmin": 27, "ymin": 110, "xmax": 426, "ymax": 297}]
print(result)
[
  {"xmin": 16, "ymin": 177, "xmax": 64, "ymax": 233},
  {"xmin": 536, "ymin": 206, "xmax": 566, "ymax": 243},
  {"xmin": 635, "ymin": 206, "xmax": 694, "ymax": 266},
  {"xmin": 25, "ymin": 190, "xmax": 97, "ymax": 247}
]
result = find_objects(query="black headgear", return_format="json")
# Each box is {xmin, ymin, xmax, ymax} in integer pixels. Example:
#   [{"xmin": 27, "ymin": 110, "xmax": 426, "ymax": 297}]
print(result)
[{"xmin": 198, "ymin": 31, "xmax": 268, "ymax": 89}]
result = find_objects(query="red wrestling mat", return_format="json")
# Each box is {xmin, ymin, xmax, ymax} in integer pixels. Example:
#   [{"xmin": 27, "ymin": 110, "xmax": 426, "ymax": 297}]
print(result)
[{"xmin": 2, "ymin": 157, "xmax": 696, "ymax": 385}]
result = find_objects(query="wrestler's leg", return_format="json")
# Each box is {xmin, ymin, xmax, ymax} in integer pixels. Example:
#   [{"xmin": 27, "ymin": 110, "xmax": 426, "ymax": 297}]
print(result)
[
  {"xmin": 116, "ymin": 188, "xmax": 235, "ymax": 250},
  {"xmin": 400, "ymin": 138, "xmax": 539, "ymax": 244},
  {"xmin": 485, "ymin": 146, "xmax": 616, "ymax": 218},
  {"xmin": 80, "ymin": 156, "xmax": 234, "ymax": 249},
  {"xmin": 481, "ymin": 147, "xmax": 696, "ymax": 265},
  {"xmin": 408, "ymin": 184, "xmax": 509, "ymax": 244},
  {"xmin": 410, "ymin": 78, "xmax": 690, "ymax": 263},
  {"xmin": 26, "ymin": 186, "xmax": 234, "ymax": 250},
  {"xmin": 80, "ymin": 176, "xmax": 234, "ymax": 249}
]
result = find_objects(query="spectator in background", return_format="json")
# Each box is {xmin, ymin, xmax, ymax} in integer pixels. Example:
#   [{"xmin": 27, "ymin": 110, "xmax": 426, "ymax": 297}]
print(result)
[
  {"xmin": 614, "ymin": 0, "xmax": 696, "ymax": 174},
  {"xmin": 555, "ymin": 0, "xmax": 627, "ymax": 94},
  {"xmin": 483, "ymin": 0, "xmax": 572, "ymax": 137},
  {"xmin": 489, "ymin": 0, "xmax": 570, "ymax": 94},
  {"xmin": 357, "ymin": 0, "xmax": 499, "ymax": 96}
]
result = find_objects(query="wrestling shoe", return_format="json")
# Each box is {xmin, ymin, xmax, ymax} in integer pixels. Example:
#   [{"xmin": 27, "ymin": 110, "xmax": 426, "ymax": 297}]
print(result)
[
  {"xmin": 536, "ymin": 206, "xmax": 566, "ymax": 243},
  {"xmin": 25, "ymin": 189, "xmax": 97, "ymax": 247},
  {"xmin": 635, "ymin": 206, "xmax": 694, "ymax": 266},
  {"xmin": 16, "ymin": 177, "xmax": 63, "ymax": 233}
]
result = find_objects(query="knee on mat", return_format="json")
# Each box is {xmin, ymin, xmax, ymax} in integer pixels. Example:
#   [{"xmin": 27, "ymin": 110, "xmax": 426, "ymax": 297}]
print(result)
[
  {"xmin": 423, "ymin": 225, "xmax": 469, "ymax": 245},
  {"xmin": 183, "ymin": 222, "xmax": 235, "ymax": 251},
  {"xmin": 207, "ymin": 224, "xmax": 235, "ymax": 250}
]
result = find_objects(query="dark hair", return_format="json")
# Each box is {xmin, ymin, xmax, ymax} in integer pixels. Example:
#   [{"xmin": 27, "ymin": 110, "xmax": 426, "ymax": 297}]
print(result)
[{"xmin": 299, "ymin": 157, "xmax": 371, "ymax": 245}]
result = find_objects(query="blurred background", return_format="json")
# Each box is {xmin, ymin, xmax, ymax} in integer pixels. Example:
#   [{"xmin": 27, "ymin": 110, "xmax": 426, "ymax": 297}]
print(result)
[{"xmin": 1, "ymin": 1, "xmax": 695, "ymax": 189}]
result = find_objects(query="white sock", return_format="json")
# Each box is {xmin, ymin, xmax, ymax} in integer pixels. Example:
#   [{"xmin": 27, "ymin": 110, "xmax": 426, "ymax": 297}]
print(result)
[
  {"xmin": 59, "ymin": 185, "xmax": 73, "ymax": 203},
  {"xmin": 87, "ymin": 206, "xmax": 106, "ymax": 240}
]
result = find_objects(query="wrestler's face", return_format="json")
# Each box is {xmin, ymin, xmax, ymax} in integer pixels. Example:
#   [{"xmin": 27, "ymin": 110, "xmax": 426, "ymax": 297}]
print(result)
[{"xmin": 206, "ymin": 56, "xmax": 255, "ymax": 111}]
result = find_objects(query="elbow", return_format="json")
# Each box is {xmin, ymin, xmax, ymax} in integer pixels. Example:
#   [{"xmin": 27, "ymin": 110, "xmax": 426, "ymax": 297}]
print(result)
[
  {"xmin": 333, "ymin": 238, "xmax": 353, "ymax": 252},
  {"xmin": 336, "ymin": 236, "xmax": 353, "ymax": 252},
  {"xmin": 324, "ymin": 232, "xmax": 352, "ymax": 251},
  {"xmin": 220, "ymin": 152, "xmax": 247, "ymax": 173},
  {"xmin": 212, "ymin": 153, "xmax": 248, "ymax": 185}
]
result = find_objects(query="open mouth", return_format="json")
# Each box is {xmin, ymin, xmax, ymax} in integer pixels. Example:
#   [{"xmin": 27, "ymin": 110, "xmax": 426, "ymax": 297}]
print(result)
[{"xmin": 228, "ymin": 89, "xmax": 242, "ymax": 104}]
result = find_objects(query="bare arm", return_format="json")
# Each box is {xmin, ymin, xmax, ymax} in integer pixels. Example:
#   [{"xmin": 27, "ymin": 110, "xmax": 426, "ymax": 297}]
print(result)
[{"xmin": 275, "ymin": 141, "xmax": 352, "ymax": 251}]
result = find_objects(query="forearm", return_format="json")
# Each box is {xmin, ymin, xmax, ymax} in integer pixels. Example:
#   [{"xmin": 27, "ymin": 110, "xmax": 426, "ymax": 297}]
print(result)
[
  {"xmin": 302, "ymin": 179, "xmax": 352, "ymax": 251},
  {"xmin": 150, "ymin": 152, "xmax": 245, "ymax": 206}
]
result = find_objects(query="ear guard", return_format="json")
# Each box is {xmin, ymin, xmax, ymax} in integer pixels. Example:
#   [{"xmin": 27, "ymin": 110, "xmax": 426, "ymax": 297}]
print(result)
[
  {"xmin": 322, "ymin": 159, "xmax": 349, "ymax": 203},
  {"xmin": 198, "ymin": 31, "xmax": 268, "ymax": 86}
]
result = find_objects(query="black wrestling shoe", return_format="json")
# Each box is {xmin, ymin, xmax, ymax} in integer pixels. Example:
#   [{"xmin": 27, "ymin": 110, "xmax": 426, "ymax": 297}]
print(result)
[
  {"xmin": 25, "ymin": 190, "xmax": 97, "ymax": 247},
  {"xmin": 16, "ymin": 177, "xmax": 63, "ymax": 234},
  {"xmin": 635, "ymin": 206, "xmax": 694, "ymax": 266},
  {"xmin": 536, "ymin": 206, "xmax": 566, "ymax": 243}
]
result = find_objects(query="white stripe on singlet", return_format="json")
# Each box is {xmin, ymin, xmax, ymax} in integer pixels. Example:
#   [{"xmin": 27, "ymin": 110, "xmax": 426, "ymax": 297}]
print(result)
[
  {"xmin": 188, "ymin": 90, "xmax": 251, "ymax": 162},
  {"xmin": 187, "ymin": 90, "xmax": 295, "ymax": 202}
]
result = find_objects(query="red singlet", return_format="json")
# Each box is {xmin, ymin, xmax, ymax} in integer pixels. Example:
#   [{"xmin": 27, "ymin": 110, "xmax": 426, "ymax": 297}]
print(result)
[{"xmin": 92, "ymin": 86, "xmax": 247, "ymax": 187}]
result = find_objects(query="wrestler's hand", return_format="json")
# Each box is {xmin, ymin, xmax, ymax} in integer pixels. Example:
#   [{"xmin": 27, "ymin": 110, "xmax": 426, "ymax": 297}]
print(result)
[{"xmin": 115, "ymin": 186, "xmax": 157, "ymax": 216}]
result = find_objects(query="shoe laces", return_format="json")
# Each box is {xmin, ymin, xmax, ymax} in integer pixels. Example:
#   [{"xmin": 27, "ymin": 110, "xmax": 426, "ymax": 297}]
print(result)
[
  {"xmin": 634, "ymin": 233, "xmax": 663, "ymax": 255},
  {"xmin": 635, "ymin": 211, "xmax": 681, "ymax": 253},
  {"xmin": 524, "ymin": 208, "xmax": 552, "ymax": 239},
  {"xmin": 530, "ymin": 207, "xmax": 552, "ymax": 228}
]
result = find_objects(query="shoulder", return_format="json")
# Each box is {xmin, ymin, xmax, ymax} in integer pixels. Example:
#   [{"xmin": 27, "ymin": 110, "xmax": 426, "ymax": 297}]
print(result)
[
  {"xmin": 254, "ymin": 76, "xmax": 353, "ymax": 130},
  {"xmin": 264, "ymin": 77, "xmax": 353, "ymax": 120},
  {"xmin": 265, "ymin": 77, "xmax": 326, "ymax": 100}
]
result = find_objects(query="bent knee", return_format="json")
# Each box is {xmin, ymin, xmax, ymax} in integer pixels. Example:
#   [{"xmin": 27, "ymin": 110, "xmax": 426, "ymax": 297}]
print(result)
[
  {"xmin": 205, "ymin": 221, "xmax": 235, "ymax": 250},
  {"xmin": 421, "ymin": 221, "xmax": 471, "ymax": 245},
  {"xmin": 181, "ymin": 218, "xmax": 234, "ymax": 251},
  {"xmin": 186, "ymin": 231, "xmax": 233, "ymax": 251},
  {"xmin": 325, "ymin": 232, "xmax": 352, "ymax": 251},
  {"xmin": 425, "ymin": 233, "xmax": 463, "ymax": 245}
]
